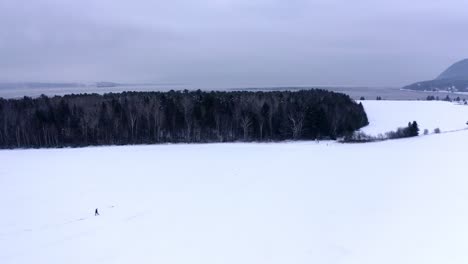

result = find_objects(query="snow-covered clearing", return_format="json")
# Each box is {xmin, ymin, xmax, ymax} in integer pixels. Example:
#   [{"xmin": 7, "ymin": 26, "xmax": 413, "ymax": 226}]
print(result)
[
  {"xmin": 1, "ymin": 100, "xmax": 468, "ymax": 264},
  {"xmin": 360, "ymin": 100, "xmax": 468, "ymax": 135}
]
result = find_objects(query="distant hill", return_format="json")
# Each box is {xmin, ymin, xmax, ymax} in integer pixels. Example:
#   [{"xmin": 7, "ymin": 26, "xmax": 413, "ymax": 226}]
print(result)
[
  {"xmin": 403, "ymin": 59, "xmax": 468, "ymax": 92},
  {"xmin": 436, "ymin": 59, "xmax": 468, "ymax": 80}
]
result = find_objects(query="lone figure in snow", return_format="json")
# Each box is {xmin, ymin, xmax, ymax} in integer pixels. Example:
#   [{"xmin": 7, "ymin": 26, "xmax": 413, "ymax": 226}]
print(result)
[{"xmin": 95, "ymin": 208, "xmax": 100, "ymax": 216}]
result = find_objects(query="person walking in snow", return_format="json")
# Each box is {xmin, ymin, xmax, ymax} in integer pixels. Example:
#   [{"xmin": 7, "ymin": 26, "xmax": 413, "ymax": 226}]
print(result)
[{"xmin": 95, "ymin": 208, "xmax": 100, "ymax": 216}]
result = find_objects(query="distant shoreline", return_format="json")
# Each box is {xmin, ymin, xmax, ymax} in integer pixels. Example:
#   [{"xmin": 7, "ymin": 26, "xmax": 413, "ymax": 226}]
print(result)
[{"xmin": 1, "ymin": 84, "xmax": 468, "ymax": 101}]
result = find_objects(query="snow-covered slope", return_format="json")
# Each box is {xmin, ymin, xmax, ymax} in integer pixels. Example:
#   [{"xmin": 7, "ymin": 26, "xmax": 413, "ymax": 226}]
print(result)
[
  {"xmin": 1, "ymin": 101, "xmax": 468, "ymax": 264},
  {"xmin": 360, "ymin": 100, "xmax": 468, "ymax": 135}
]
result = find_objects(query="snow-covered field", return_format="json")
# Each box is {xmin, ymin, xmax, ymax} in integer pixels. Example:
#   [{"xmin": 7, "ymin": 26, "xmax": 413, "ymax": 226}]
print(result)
[
  {"xmin": 361, "ymin": 100, "xmax": 468, "ymax": 135},
  {"xmin": 1, "ymin": 100, "xmax": 468, "ymax": 264}
]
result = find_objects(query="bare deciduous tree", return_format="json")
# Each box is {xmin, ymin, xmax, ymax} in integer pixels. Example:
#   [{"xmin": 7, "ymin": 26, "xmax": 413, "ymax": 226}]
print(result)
[
  {"xmin": 240, "ymin": 115, "xmax": 252, "ymax": 141},
  {"xmin": 288, "ymin": 112, "xmax": 304, "ymax": 139},
  {"xmin": 181, "ymin": 96, "xmax": 194, "ymax": 142}
]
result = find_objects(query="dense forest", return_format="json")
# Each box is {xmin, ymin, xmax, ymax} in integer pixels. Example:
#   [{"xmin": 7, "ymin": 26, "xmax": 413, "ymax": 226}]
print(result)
[{"xmin": 0, "ymin": 89, "xmax": 368, "ymax": 148}]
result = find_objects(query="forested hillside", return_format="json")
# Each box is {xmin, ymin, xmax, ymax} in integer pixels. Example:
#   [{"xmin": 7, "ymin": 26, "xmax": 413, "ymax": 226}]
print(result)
[
  {"xmin": 403, "ymin": 58, "xmax": 468, "ymax": 92},
  {"xmin": 0, "ymin": 90, "xmax": 368, "ymax": 148}
]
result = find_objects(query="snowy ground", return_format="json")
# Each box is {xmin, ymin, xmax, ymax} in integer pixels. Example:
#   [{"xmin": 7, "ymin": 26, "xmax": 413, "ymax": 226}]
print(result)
[
  {"xmin": 1, "ymin": 100, "xmax": 468, "ymax": 264},
  {"xmin": 360, "ymin": 100, "xmax": 468, "ymax": 135}
]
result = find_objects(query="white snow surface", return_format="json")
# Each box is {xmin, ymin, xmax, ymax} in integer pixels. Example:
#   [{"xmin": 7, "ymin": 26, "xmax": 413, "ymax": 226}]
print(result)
[
  {"xmin": 360, "ymin": 100, "xmax": 468, "ymax": 135},
  {"xmin": 1, "ymin": 101, "xmax": 468, "ymax": 264}
]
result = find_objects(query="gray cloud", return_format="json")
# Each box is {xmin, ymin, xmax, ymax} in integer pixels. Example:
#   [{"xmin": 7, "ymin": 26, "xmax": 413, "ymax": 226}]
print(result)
[{"xmin": 1, "ymin": 0, "xmax": 468, "ymax": 86}]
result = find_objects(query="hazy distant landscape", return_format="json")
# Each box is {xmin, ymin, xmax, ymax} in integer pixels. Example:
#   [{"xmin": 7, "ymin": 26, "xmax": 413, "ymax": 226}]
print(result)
[
  {"xmin": 242, "ymin": 86, "xmax": 468, "ymax": 100},
  {"xmin": 403, "ymin": 59, "xmax": 468, "ymax": 93},
  {"xmin": 2, "ymin": 83, "xmax": 468, "ymax": 100}
]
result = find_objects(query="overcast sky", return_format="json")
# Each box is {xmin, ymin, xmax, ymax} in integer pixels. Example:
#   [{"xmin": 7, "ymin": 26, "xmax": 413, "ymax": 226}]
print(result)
[{"xmin": 1, "ymin": 0, "xmax": 468, "ymax": 87}]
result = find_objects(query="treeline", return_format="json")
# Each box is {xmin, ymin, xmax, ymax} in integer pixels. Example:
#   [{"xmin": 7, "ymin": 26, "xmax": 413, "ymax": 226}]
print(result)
[
  {"xmin": 0, "ymin": 89, "xmax": 368, "ymax": 148},
  {"xmin": 341, "ymin": 121, "xmax": 419, "ymax": 143},
  {"xmin": 426, "ymin": 95, "xmax": 468, "ymax": 104}
]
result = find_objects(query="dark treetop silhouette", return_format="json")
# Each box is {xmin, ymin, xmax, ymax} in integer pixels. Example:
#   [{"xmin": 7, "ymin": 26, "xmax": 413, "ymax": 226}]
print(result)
[{"xmin": 0, "ymin": 89, "xmax": 368, "ymax": 149}]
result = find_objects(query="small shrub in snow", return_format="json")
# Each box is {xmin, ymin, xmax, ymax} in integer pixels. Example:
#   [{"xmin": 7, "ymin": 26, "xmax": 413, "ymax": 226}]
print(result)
[
  {"xmin": 386, "ymin": 121, "xmax": 419, "ymax": 139},
  {"xmin": 423, "ymin": 129, "xmax": 429, "ymax": 135},
  {"xmin": 376, "ymin": 133, "xmax": 385, "ymax": 141},
  {"xmin": 434, "ymin": 128, "xmax": 441, "ymax": 134},
  {"xmin": 340, "ymin": 132, "xmax": 377, "ymax": 143}
]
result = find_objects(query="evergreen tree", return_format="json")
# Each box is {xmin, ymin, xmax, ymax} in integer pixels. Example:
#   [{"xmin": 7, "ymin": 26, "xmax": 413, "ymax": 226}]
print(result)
[{"xmin": 411, "ymin": 121, "xmax": 419, "ymax": 136}]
